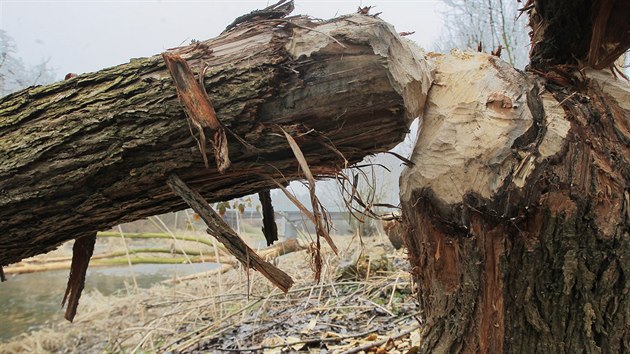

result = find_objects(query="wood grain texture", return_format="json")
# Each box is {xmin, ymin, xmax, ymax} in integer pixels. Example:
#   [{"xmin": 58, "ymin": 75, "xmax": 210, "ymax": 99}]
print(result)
[
  {"xmin": 61, "ymin": 232, "xmax": 96, "ymax": 322},
  {"xmin": 0, "ymin": 15, "xmax": 430, "ymax": 266},
  {"xmin": 167, "ymin": 174, "xmax": 293, "ymax": 292},
  {"xmin": 401, "ymin": 52, "xmax": 630, "ymax": 353}
]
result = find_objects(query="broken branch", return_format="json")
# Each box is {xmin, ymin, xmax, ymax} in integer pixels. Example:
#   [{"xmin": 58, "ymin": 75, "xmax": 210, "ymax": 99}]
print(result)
[
  {"xmin": 167, "ymin": 174, "xmax": 293, "ymax": 292},
  {"xmin": 259, "ymin": 190, "xmax": 279, "ymax": 246},
  {"xmin": 61, "ymin": 232, "xmax": 96, "ymax": 322}
]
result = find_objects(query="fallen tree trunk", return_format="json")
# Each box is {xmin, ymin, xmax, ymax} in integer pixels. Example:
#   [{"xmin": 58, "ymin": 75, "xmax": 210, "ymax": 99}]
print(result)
[
  {"xmin": 401, "ymin": 50, "xmax": 630, "ymax": 352},
  {"xmin": 0, "ymin": 14, "xmax": 430, "ymax": 266}
]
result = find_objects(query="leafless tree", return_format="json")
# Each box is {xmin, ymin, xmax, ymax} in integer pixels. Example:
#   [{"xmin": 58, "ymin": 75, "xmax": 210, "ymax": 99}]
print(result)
[
  {"xmin": 436, "ymin": 0, "xmax": 529, "ymax": 68},
  {"xmin": 0, "ymin": 30, "xmax": 56, "ymax": 97}
]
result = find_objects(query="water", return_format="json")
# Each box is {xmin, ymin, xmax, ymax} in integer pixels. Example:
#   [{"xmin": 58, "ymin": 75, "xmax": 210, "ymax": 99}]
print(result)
[{"xmin": 0, "ymin": 263, "xmax": 218, "ymax": 341}]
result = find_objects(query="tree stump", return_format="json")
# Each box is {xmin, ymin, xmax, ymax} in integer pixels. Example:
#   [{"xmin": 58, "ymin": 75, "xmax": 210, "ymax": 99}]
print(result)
[{"xmin": 401, "ymin": 50, "xmax": 630, "ymax": 353}]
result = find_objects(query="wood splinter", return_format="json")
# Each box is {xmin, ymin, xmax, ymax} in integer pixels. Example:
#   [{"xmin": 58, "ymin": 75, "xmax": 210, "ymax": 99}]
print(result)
[
  {"xmin": 259, "ymin": 190, "xmax": 279, "ymax": 246},
  {"xmin": 0, "ymin": 265, "xmax": 6, "ymax": 282},
  {"xmin": 167, "ymin": 174, "xmax": 293, "ymax": 292},
  {"xmin": 162, "ymin": 53, "xmax": 230, "ymax": 172},
  {"xmin": 61, "ymin": 232, "xmax": 97, "ymax": 322}
]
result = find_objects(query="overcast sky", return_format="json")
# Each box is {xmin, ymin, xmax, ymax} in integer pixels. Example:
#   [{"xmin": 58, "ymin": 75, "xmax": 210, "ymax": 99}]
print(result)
[{"xmin": 0, "ymin": 0, "xmax": 444, "ymax": 79}]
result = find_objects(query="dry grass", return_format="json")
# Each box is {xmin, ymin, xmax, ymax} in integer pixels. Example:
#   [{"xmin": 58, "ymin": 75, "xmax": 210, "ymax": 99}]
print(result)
[{"xmin": 0, "ymin": 234, "xmax": 420, "ymax": 354}]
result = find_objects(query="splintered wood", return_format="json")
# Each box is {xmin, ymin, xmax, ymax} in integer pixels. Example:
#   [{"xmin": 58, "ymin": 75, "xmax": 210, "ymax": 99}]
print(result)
[
  {"xmin": 167, "ymin": 174, "xmax": 293, "ymax": 292},
  {"xmin": 258, "ymin": 190, "xmax": 279, "ymax": 246},
  {"xmin": 62, "ymin": 233, "xmax": 97, "ymax": 322},
  {"xmin": 162, "ymin": 53, "xmax": 230, "ymax": 172},
  {"xmin": 1, "ymin": 13, "xmax": 427, "ymax": 268},
  {"xmin": 281, "ymin": 128, "xmax": 340, "ymax": 282}
]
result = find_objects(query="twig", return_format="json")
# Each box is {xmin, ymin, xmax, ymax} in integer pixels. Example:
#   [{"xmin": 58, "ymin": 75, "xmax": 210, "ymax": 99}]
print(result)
[
  {"xmin": 97, "ymin": 231, "xmax": 224, "ymax": 249},
  {"xmin": 149, "ymin": 215, "xmax": 193, "ymax": 265},
  {"xmin": 362, "ymin": 297, "xmax": 395, "ymax": 317},
  {"xmin": 281, "ymin": 127, "xmax": 338, "ymax": 283},
  {"xmin": 117, "ymin": 225, "xmax": 139, "ymax": 294},
  {"xmin": 388, "ymin": 274, "xmax": 400, "ymax": 308}
]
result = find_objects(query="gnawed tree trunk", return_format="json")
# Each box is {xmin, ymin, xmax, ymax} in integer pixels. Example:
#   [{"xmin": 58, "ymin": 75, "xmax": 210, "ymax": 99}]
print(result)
[
  {"xmin": 0, "ymin": 15, "xmax": 431, "ymax": 267},
  {"xmin": 401, "ymin": 50, "xmax": 630, "ymax": 353},
  {"xmin": 401, "ymin": 1, "xmax": 630, "ymax": 351}
]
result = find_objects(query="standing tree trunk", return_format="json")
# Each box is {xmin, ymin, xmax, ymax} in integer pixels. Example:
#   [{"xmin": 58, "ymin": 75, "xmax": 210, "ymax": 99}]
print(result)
[
  {"xmin": 0, "ymin": 14, "xmax": 431, "ymax": 266},
  {"xmin": 401, "ymin": 1, "xmax": 630, "ymax": 352}
]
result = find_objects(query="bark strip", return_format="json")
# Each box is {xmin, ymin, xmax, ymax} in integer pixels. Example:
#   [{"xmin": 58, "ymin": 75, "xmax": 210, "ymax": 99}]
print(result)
[
  {"xmin": 162, "ymin": 53, "xmax": 230, "ymax": 172},
  {"xmin": 0, "ymin": 266, "xmax": 5, "ymax": 282},
  {"xmin": 258, "ymin": 190, "xmax": 278, "ymax": 246},
  {"xmin": 61, "ymin": 232, "xmax": 96, "ymax": 322},
  {"xmin": 282, "ymin": 128, "xmax": 338, "ymax": 255},
  {"xmin": 167, "ymin": 174, "xmax": 293, "ymax": 292}
]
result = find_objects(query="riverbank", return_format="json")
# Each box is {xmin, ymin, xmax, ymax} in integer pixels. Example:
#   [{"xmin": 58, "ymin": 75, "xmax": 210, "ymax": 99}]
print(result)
[{"xmin": 1, "ymin": 234, "xmax": 420, "ymax": 353}]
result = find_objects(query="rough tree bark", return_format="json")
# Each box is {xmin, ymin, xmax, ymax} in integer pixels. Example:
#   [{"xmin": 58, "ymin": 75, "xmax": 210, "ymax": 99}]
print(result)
[
  {"xmin": 400, "ymin": 1, "xmax": 630, "ymax": 352},
  {"xmin": 0, "ymin": 14, "xmax": 431, "ymax": 266}
]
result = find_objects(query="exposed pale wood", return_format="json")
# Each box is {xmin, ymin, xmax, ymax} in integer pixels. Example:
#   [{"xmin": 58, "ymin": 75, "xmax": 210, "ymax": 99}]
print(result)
[
  {"xmin": 401, "ymin": 51, "xmax": 630, "ymax": 353},
  {"xmin": 0, "ymin": 14, "xmax": 430, "ymax": 267},
  {"xmin": 401, "ymin": 51, "xmax": 536, "ymax": 207},
  {"xmin": 162, "ymin": 53, "xmax": 228, "ymax": 171}
]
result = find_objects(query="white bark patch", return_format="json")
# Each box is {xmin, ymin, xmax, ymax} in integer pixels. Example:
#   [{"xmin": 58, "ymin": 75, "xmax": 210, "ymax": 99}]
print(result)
[
  {"xmin": 401, "ymin": 51, "xmax": 533, "ymax": 204},
  {"xmin": 285, "ymin": 15, "xmax": 433, "ymax": 121}
]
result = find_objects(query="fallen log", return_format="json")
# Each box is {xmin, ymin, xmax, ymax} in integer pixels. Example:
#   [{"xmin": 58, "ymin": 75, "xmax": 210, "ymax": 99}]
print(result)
[
  {"xmin": 4, "ymin": 237, "xmax": 303, "ymax": 275},
  {"xmin": 0, "ymin": 13, "xmax": 430, "ymax": 267}
]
